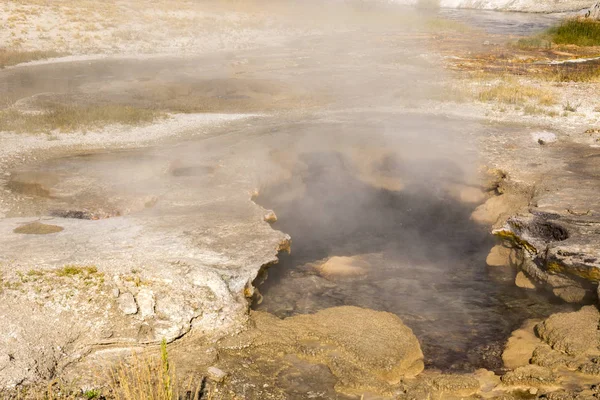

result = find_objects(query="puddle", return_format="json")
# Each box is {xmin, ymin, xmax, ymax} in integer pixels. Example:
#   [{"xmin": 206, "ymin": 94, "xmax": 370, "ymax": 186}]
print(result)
[{"xmin": 254, "ymin": 151, "xmax": 572, "ymax": 372}]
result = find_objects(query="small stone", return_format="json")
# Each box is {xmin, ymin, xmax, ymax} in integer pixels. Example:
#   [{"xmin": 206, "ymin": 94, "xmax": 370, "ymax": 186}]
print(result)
[
  {"xmin": 117, "ymin": 292, "xmax": 138, "ymax": 315},
  {"xmin": 137, "ymin": 289, "xmax": 155, "ymax": 319},
  {"xmin": 263, "ymin": 210, "xmax": 277, "ymax": 223},
  {"xmin": 314, "ymin": 256, "xmax": 368, "ymax": 279},
  {"xmin": 531, "ymin": 131, "xmax": 557, "ymax": 144},
  {"xmin": 486, "ymin": 245, "xmax": 511, "ymax": 267},
  {"xmin": 112, "ymin": 288, "xmax": 120, "ymax": 298},
  {"xmin": 515, "ymin": 271, "xmax": 536, "ymax": 289},
  {"xmin": 207, "ymin": 366, "xmax": 227, "ymax": 383}
]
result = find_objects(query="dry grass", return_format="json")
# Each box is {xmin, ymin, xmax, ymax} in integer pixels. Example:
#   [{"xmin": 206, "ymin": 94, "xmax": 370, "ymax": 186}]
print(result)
[
  {"xmin": 478, "ymin": 80, "xmax": 556, "ymax": 106},
  {"xmin": 0, "ymin": 48, "xmax": 64, "ymax": 68},
  {"xmin": 107, "ymin": 340, "xmax": 203, "ymax": 400},
  {"xmin": 3, "ymin": 340, "xmax": 204, "ymax": 400},
  {"xmin": 543, "ymin": 63, "xmax": 600, "ymax": 82},
  {"xmin": 0, "ymin": 104, "xmax": 162, "ymax": 134}
]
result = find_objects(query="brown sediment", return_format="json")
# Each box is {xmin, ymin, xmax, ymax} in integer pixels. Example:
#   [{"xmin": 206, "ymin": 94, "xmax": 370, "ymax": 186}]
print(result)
[{"xmin": 13, "ymin": 221, "xmax": 63, "ymax": 234}]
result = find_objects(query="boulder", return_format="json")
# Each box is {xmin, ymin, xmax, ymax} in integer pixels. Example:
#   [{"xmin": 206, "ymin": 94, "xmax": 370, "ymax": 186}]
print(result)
[
  {"xmin": 535, "ymin": 306, "xmax": 600, "ymax": 357},
  {"xmin": 218, "ymin": 306, "xmax": 424, "ymax": 394}
]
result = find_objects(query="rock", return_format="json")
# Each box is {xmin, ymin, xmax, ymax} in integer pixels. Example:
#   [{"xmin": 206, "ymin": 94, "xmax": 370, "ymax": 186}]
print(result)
[
  {"xmin": 531, "ymin": 131, "xmax": 557, "ymax": 144},
  {"xmin": 502, "ymin": 320, "xmax": 542, "ymax": 369},
  {"xmin": 588, "ymin": 2, "xmax": 600, "ymax": 19},
  {"xmin": 136, "ymin": 289, "xmax": 155, "ymax": 319},
  {"xmin": 530, "ymin": 345, "xmax": 577, "ymax": 369},
  {"xmin": 471, "ymin": 194, "xmax": 526, "ymax": 227},
  {"xmin": 111, "ymin": 287, "xmax": 120, "ymax": 298},
  {"xmin": 508, "ymin": 248, "xmax": 524, "ymax": 268},
  {"xmin": 515, "ymin": 271, "xmax": 536, "ymax": 289},
  {"xmin": 263, "ymin": 210, "xmax": 277, "ymax": 223},
  {"xmin": 486, "ymin": 245, "xmax": 511, "ymax": 267},
  {"xmin": 218, "ymin": 306, "xmax": 424, "ymax": 393},
  {"xmin": 552, "ymin": 286, "xmax": 588, "ymax": 303},
  {"xmin": 578, "ymin": 357, "xmax": 600, "ymax": 375},
  {"xmin": 535, "ymin": 306, "xmax": 600, "ymax": 357},
  {"xmin": 501, "ymin": 365, "xmax": 557, "ymax": 387},
  {"xmin": 117, "ymin": 293, "xmax": 138, "ymax": 315},
  {"xmin": 313, "ymin": 256, "xmax": 369, "ymax": 279},
  {"xmin": 428, "ymin": 374, "xmax": 480, "ymax": 396},
  {"xmin": 207, "ymin": 366, "xmax": 228, "ymax": 383}
]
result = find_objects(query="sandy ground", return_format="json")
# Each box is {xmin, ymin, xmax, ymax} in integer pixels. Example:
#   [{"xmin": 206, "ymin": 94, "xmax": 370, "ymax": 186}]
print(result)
[{"xmin": 0, "ymin": 1, "xmax": 307, "ymax": 55}]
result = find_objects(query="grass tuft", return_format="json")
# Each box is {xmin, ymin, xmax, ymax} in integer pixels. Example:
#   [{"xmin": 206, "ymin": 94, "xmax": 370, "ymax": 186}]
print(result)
[
  {"xmin": 544, "ymin": 63, "xmax": 600, "ymax": 82},
  {"xmin": 478, "ymin": 81, "xmax": 555, "ymax": 106},
  {"xmin": 107, "ymin": 339, "xmax": 203, "ymax": 400},
  {"xmin": 548, "ymin": 18, "xmax": 600, "ymax": 47},
  {"xmin": 563, "ymin": 101, "xmax": 580, "ymax": 112},
  {"xmin": 514, "ymin": 37, "xmax": 551, "ymax": 50},
  {"xmin": 56, "ymin": 265, "xmax": 98, "ymax": 277}
]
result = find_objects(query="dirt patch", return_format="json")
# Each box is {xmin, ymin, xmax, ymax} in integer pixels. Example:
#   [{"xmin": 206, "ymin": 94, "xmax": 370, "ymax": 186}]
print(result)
[{"xmin": 13, "ymin": 221, "xmax": 63, "ymax": 234}]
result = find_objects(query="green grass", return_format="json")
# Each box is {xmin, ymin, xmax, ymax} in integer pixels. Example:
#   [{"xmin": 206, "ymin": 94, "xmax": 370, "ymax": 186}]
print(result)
[
  {"xmin": 548, "ymin": 18, "xmax": 600, "ymax": 47},
  {"xmin": 0, "ymin": 48, "xmax": 64, "ymax": 69},
  {"xmin": 514, "ymin": 37, "xmax": 551, "ymax": 50},
  {"xmin": 83, "ymin": 389, "xmax": 101, "ymax": 399},
  {"xmin": 0, "ymin": 104, "xmax": 162, "ymax": 133},
  {"xmin": 56, "ymin": 265, "xmax": 98, "ymax": 277}
]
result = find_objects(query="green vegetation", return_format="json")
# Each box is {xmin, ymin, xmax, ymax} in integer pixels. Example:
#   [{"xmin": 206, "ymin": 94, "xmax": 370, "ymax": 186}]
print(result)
[
  {"xmin": 548, "ymin": 18, "xmax": 600, "ymax": 47},
  {"xmin": 56, "ymin": 265, "xmax": 99, "ymax": 277},
  {"xmin": 0, "ymin": 48, "xmax": 64, "ymax": 69},
  {"xmin": 514, "ymin": 37, "xmax": 551, "ymax": 50},
  {"xmin": 83, "ymin": 389, "xmax": 101, "ymax": 399},
  {"xmin": 0, "ymin": 104, "xmax": 161, "ymax": 134}
]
